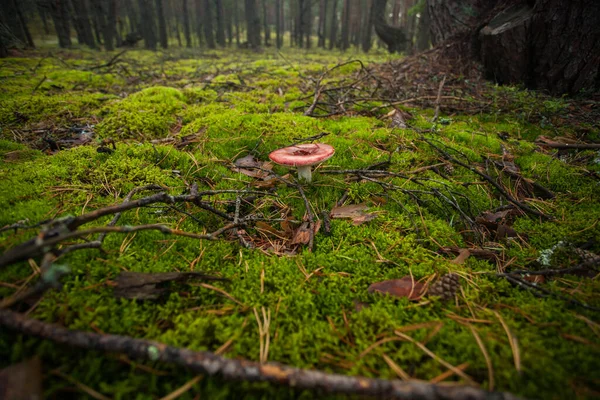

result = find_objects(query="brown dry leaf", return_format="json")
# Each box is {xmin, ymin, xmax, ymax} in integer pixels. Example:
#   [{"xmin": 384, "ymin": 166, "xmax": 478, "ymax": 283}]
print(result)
[
  {"xmin": 450, "ymin": 249, "xmax": 471, "ymax": 264},
  {"xmin": 331, "ymin": 203, "xmax": 377, "ymax": 226},
  {"xmin": 523, "ymin": 275, "xmax": 545, "ymax": 284},
  {"xmin": 233, "ymin": 155, "xmax": 273, "ymax": 179},
  {"xmin": 368, "ymin": 276, "xmax": 426, "ymax": 300},
  {"xmin": 0, "ymin": 357, "xmax": 43, "ymax": 400},
  {"xmin": 291, "ymin": 222, "xmax": 311, "ymax": 245}
]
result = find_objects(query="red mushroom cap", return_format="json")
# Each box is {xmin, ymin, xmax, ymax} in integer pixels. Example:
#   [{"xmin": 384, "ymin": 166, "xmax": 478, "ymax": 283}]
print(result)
[{"xmin": 268, "ymin": 143, "xmax": 335, "ymax": 167}]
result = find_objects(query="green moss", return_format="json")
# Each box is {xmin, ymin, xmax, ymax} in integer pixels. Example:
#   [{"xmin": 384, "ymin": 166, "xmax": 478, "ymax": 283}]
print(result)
[{"xmin": 1, "ymin": 48, "xmax": 599, "ymax": 400}]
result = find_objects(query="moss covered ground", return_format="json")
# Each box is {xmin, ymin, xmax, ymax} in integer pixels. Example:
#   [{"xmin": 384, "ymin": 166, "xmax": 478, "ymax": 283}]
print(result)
[{"xmin": 0, "ymin": 47, "xmax": 599, "ymax": 399}]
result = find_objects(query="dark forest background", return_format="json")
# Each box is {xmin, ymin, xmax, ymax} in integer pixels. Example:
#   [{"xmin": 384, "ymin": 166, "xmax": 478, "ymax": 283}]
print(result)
[{"xmin": 0, "ymin": 0, "xmax": 430, "ymax": 54}]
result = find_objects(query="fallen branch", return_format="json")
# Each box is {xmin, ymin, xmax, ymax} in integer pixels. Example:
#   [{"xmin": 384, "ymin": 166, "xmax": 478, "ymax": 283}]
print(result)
[{"xmin": 0, "ymin": 309, "xmax": 519, "ymax": 400}]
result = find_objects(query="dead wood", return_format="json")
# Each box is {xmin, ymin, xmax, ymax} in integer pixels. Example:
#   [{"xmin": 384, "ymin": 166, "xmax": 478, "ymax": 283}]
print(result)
[{"xmin": 0, "ymin": 308, "xmax": 520, "ymax": 400}]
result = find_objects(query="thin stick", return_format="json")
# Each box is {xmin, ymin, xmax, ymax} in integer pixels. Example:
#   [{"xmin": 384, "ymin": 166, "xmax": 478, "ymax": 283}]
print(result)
[
  {"xmin": 0, "ymin": 309, "xmax": 518, "ymax": 400},
  {"xmin": 433, "ymin": 75, "xmax": 447, "ymax": 122}
]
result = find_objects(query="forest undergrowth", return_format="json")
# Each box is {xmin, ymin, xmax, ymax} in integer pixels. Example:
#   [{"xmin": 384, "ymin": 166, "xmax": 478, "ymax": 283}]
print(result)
[{"xmin": 0, "ymin": 47, "xmax": 599, "ymax": 399}]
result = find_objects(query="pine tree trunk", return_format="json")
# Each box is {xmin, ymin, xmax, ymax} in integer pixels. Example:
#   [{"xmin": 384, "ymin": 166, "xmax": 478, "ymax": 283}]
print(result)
[
  {"xmin": 340, "ymin": 0, "xmax": 350, "ymax": 50},
  {"xmin": 13, "ymin": 0, "xmax": 35, "ymax": 48},
  {"xmin": 304, "ymin": 0, "xmax": 311, "ymax": 48},
  {"xmin": 203, "ymin": 0, "xmax": 215, "ymax": 48},
  {"xmin": 105, "ymin": 0, "xmax": 117, "ymax": 50},
  {"xmin": 245, "ymin": 0, "xmax": 261, "ymax": 49},
  {"xmin": 70, "ymin": 0, "xmax": 96, "ymax": 48},
  {"xmin": 478, "ymin": 0, "xmax": 600, "ymax": 94},
  {"xmin": 47, "ymin": 0, "xmax": 73, "ymax": 48},
  {"xmin": 262, "ymin": 0, "xmax": 270, "ymax": 46},
  {"xmin": 124, "ymin": 0, "xmax": 138, "ymax": 33},
  {"xmin": 156, "ymin": 0, "xmax": 168, "ymax": 48},
  {"xmin": 415, "ymin": 1, "xmax": 430, "ymax": 51},
  {"xmin": 361, "ymin": 0, "xmax": 373, "ymax": 52},
  {"xmin": 137, "ymin": 0, "xmax": 157, "ymax": 50},
  {"xmin": 215, "ymin": 0, "xmax": 226, "ymax": 47},
  {"xmin": 275, "ymin": 0, "xmax": 282, "ymax": 48},
  {"xmin": 234, "ymin": 1, "xmax": 240, "ymax": 45},
  {"xmin": 194, "ymin": 0, "xmax": 204, "ymax": 46},
  {"xmin": 328, "ymin": 0, "xmax": 337, "ymax": 49},
  {"xmin": 226, "ymin": 1, "xmax": 233, "ymax": 45},
  {"xmin": 182, "ymin": 0, "xmax": 192, "ymax": 47},
  {"xmin": 372, "ymin": 0, "xmax": 406, "ymax": 52}
]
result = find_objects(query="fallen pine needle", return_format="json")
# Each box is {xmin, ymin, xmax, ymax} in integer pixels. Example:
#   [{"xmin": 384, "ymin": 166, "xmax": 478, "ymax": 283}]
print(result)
[
  {"xmin": 159, "ymin": 375, "xmax": 203, "ymax": 400},
  {"xmin": 492, "ymin": 310, "xmax": 521, "ymax": 373},
  {"xmin": 394, "ymin": 331, "xmax": 477, "ymax": 386},
  {"xmin": 382, "ymin": 354, "xmax": 411, "ymax": 380},
  {"xmin": 468, "ymin": 325, "xmax": 495, "ymax": 390},
  {"xmin": 429, "ymin": 362, "xmax": 470, "ymax": 384}
]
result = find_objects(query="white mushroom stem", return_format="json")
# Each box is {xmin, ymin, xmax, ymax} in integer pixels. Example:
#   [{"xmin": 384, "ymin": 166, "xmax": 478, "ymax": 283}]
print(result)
[{"xmin": 297, "ymin": 165, "xmax": 313, "ymax": 183}]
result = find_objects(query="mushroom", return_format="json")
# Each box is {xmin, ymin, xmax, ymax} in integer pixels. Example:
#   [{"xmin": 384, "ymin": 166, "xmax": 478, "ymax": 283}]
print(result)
[{"xmin": 268, "ymin": 143, "xmax": 334, "ymax": 183}]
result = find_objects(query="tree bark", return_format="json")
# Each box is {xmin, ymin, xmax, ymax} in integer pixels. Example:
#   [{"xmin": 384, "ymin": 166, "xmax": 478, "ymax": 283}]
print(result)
[
  {"xmin": 262, "ymin": 0, "xmax": 271, "ymax": 46},
  {"xmin": 361, "ymin": 0, "xmax": 374, "ymax": 52},
  {"xmin": 137, "ymin": 0, "xmax": 157, "ymax": 50},
  {"xmin": 226, "ymin": 0, "xmax": 233, "ymax": 45},
  {"xmin": 328, "ymin": 0, "xmax": 337, "ymax": 49},
  {"xmin": 156, "ymin": 0, "xmax": 168, "ymax": 48},
  {"xmin": 415, "ymin": 1, "xmax": 430, "ymax": 51},
  {"xmin": 427, "ymin": 0, "xmax": 491, "ymax": 46},
  {"xmin": 203, "ymin": 0, "xmax": 216, "ymax": 48},
  {"xmin": 340, "ymin": 0, "xmax": 350, "ymax": 50},
  {"xmin": 275, "ymin": 0, "xmax": 282, "ymax": 48},
  {"xmin": 124, "ymin": 0, "xmax": 138, "ymax": 33},
  {"xmin": 105, "ymin": 0, "xmax": 117, "ymax": 50},
  {"xmin": 70, "ymin": 0, "xmax": 96, "ymax": 48},
  {"xmin": 46, "ymin": 0, "xmax": 73, "ymax": 48},
  {"xmin": 234, "ymin": 0, "xmax": 240, "ymax": 45},
  {"xmin": 245, "ymin": 0, "xmax": 261, "ymax": 49},
  {"xmin": 194, "ymin": 0, "xmax": 203, "ymax": 46},
  {"xmin": 182, "ymin": 0, "xmax": 192, "ymax": 47},
  {"xmin": 372, "ymin": 0, "xmax": 406, "ymax": 52},
  {"xmin": 215, "ymin": 0, "xmax": 226, "ymax": 47}
]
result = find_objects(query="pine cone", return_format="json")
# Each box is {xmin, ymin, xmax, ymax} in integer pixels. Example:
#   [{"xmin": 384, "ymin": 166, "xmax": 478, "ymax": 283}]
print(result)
[
  {"xmin": 574, "ymin": 249, "xmax": 600, "ymax": 265},
  {"xmin": 443, "ymin": 163, "xmax": 455, "ymax": 175},
  {"xmin": 427, "ymin": 273, "xmax": 460, "ymax": 300}
]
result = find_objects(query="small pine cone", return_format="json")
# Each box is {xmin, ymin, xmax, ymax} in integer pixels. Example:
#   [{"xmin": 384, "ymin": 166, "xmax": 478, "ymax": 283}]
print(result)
[
  {"xmin": 443, "ymin": 163, "xmax": 455, "ymax": 175},
  {"xmin": 574, "ymin": 249, "xmax": 600, "ymax": 265},
  {"xmin": 427, "ymin": 273, "xmax": 460, "ymax": 300}
]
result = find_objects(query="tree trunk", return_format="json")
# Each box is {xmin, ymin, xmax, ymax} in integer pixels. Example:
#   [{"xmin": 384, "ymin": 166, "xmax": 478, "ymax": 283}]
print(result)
[
  {"xmin": 427, "ymin": 0, "xmax": 490, "ymax": 46},
  {"xmin": 215, "ymin": 0, "xmax": 226, "ymax": 47},
  {"xmin": 361, "ymin": 0, "xmax": 373, "ymax": 52},
  {"xmin": 245, "ymin": 0, "xmax": 261, "ymax": 49},
  {"xmin": 137, "ymin": 0, "xmax": 157, "ymax": 50},
  {"xmin": 226, "ymin": 0, "xmax": 233, "ymax": 45},
  {"xmin": 156, "ymin": 0, "xmax": 168, "ymax": 48},
  {"xmin": 391, "ymin": 0, "xmax": 400, "ymax": 26},
  {"xmin": 262, "ymin": 0, "xmax": 270, "ymax": 46},
  {"xmin": 124, "ymin": 0, "xmax": 138, "ymax": 33},
  {"xmin": 275, "ymin": 0, "xmax": 282, "ymax": 48},
  {"xmin": 478, "ymin": 0, "xmax": 600, "ymax": 95},
  {"xmin": 340, "ymin": 0, "xmax": 350, "ymax": 50},
  {"xmin": 304, "ymin": 0, "xmax": 311, "ymax": 48},
  {"xmin": 70, "ymin": 0, "xmax": 96, "ymax": 48},
  {"xmin": 371, "ymin": 0, "xmax": 406, "ymax": 52},
  {"xmin": 203, "ymin": 0, "xmax": 216, "ymax": 48},
  {"xmin": 328, "ymin": 0, "xmax": 337, "ymax": 49},
  {"xmin": 47, "ymin": 0, "xmax": 73, "ymax": 48},
  {"xmin": 194, "ymin": 0, "xmax": 203, "ymax": 46},
  {"xmin": 38, "ymin": 4, "xmax": 51, "ymax": 35},
  {"xmin": 105, "ymin": 0, "xmax": 117, "ymax": 50},
  {"xmin": 234, "ymin": 0, "xmax": 240, "ymax": 45},
  {"xmin": 182, "ymin": 0, "xmax": 192, "ymax": 47},
  {"xmin": 13, "ymin": 0, "xmax": 35, "ymax": 48},
  {"xmin": 415, "ymin": 0, "xmax": 430, "ymax": 51}
]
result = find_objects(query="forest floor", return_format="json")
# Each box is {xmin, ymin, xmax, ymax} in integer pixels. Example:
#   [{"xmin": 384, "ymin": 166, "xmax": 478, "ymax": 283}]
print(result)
[{"xmin": 0, "ymin": 47, "xmax": 599, "ymax": 400}]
